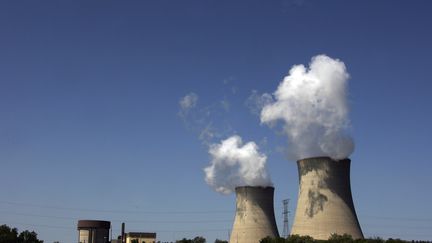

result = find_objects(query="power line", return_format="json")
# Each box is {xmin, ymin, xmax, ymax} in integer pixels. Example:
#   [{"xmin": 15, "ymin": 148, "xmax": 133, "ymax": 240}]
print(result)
[
  {"xmin": 0, "ymin": 210, "xmax": 232, "ymax": 224},
  {"xmin": 0, "ymin": 221, "xmax": 73, "ymax": 230},
  {"xmin": 3, "ymin": 200, "xmax": 432, "ymax": 233},
  {"xmin": 3, "ymin": 219, "xmax": 432, "ymax": 239},
  {"xmin": 1, "ymin": 220, "xmax": 265, "ymax": 233},
  {"xmin": 362, "ymin": 224, "xmax": 432, "ymax": 230},
  {"xmin": 0, "ymin": 200, "xmax": 279, "ymax": 214},
  {"xmin": 0, "ymin": 200, "xmax": 233, "ymax": 215},
  {"xmin": 359, "ymin": 215, "xmax": 432, "ymax": 222}
]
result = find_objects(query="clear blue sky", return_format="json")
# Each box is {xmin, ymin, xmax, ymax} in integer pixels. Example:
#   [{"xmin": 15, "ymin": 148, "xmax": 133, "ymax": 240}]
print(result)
[{"xmin": 1, "ymin": 1, "xmax": 431, "ymax": 242}]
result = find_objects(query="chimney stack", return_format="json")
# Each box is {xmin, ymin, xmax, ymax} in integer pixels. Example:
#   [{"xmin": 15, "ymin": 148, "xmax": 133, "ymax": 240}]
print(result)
[{"xmin": 121, "ymin": 222, "xmax": 125, "ymax": 243}]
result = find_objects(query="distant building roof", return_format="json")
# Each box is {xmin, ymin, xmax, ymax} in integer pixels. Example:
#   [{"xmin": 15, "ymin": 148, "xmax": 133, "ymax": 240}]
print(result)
[
  {"xmin": 126, "ymin": 232, "xmax": 156, "ymax": 238},
  {"xmin": 77, "ymin": 220, "xmax": 111, "ymax": 229}
]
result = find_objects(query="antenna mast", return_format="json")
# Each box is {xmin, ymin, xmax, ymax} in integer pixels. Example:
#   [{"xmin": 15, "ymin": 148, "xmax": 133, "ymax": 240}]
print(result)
[{"xmin": 282, "ymin": 199, "xmax": 290, "ymax": 238}]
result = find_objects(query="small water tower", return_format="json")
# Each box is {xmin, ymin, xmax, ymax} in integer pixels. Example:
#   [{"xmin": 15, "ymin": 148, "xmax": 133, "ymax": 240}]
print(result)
[{"xmin": 77, "ymin": 220, "xmax": 111, "ymax": 243}]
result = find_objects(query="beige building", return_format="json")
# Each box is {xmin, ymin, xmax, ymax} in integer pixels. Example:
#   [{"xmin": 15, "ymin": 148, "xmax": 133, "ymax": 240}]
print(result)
[
  {"xmin": 125, "ymin": 232, "xmax": 156, "ymax": 243},
  {"xmin": 291, "ymin": 157, "xmax": 363, "ymax": 240}
]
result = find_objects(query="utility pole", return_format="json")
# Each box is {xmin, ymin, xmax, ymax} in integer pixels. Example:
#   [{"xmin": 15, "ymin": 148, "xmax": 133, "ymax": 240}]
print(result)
[{"xmin": 282, "ymin": 199, "xmax": 290, "ymax": 238}]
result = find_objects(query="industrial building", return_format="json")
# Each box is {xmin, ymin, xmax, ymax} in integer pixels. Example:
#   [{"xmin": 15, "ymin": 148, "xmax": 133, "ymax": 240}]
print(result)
[
  {"xmin": 77, "ymin": 220, "xmax": 156, "ymax": 243},
  {"xmin": 77, "ymin": 220, "xmax": 111, "ymax": 243},
  {"xmin": 125, "ymin": 232, "xmax": 156, "ymax": 243},
  {"xmin": 229, "ymin": 186, "xmax": 279, "ymax": 243},
  {"xmin": 290, "ymin": 157, "xmax": 363, "ymax": 239}
]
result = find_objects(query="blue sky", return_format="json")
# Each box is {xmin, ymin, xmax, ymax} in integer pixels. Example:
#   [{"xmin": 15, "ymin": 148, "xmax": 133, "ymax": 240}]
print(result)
[{"xmin": 1, "ymin": 0, "xmax": 432, "ymax": 242}]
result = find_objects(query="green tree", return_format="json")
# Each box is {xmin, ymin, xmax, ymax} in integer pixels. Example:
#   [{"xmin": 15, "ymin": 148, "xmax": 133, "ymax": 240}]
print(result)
[
  {"xmin": 287, "ymin": 235, "xmax": 315, "ymax": 243},
  {"xmin": 176, "ymin": 238, "xmax": 192, "ymax": 243},
  {"xmin": 192, "ymin": 237, "xmax": 205, "ymax": 243},
  {"xmin": 328, "ymin": 234, "xmax": 354, "ymax": 243},
  {"xmin": 176, "ymin": 236, "xmax": 206, "ymax": 243},
  {"xmin": 18, "ymin": 230, "xmax": 43, "ymax": 243},
  {"xmin": 214, "ymin": 239, "xmax": 228, "ymax": 243},
  {"xmin": 0, "ymin": 225, "xmax": 18, "ymax": 243},
  {"xmin": 355, "ymin": 237, "xmax": 383, "ymax": 243},
  {"xmin": 260, "ymin": 236, "xmax": 287, "ymax": 243},
  {"xmin": 260, "ymin": 235, "xmax": 317, "ymax": 243},
  {"xmin": 258, "ymin": 235, "xmax": 421, "ymax": 243},
  {"xmin": 0, "ymin": 225, "xmax": 43, "ymax": 243},
  {"xmin": 385, "ymin": 239, "xmax": 407, "ymax": 243}
]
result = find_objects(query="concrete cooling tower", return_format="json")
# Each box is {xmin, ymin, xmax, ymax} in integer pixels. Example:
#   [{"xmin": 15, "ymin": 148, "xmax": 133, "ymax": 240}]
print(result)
[
  {"xmin": 290, "ymin": 157, "xmax": 363, "ymax": 240},
  {"xmin": 229, "ymin": 186, "xmax": 279, "ymax": 243}
]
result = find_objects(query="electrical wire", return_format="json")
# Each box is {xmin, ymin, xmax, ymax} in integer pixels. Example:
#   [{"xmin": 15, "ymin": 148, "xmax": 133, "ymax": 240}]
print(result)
[
  {"xmin": 0, "ymin": 200, "xmax": 233, "ymax": 215},
  {"xmin": 0, "ymin": 210, "xmax": 232, "ymax": 224}
]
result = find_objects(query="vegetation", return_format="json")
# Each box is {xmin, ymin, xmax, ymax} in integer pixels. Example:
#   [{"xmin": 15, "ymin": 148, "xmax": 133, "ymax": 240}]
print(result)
[
  {"xmin": 176, "ymin": 236, "xmax": 206, "ymax": 243},
  {"xmin": 0, "ymin": 225, "xmax": 43, "ymax": 243},
  {"xmin": 214, "ymin": 240, "xmax": 228, "ymax": 243},
  {"xmin": 260, "ymin": 234, "xmax": 431, "ymax": 243},
  {"xmin": 174, "ymin": 238, "xmax": 228, "ymax": 243}
]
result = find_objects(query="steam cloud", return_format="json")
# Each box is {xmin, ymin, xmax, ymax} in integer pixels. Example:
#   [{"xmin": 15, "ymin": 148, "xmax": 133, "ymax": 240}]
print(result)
[
  {"xmin": 260, "ymin": 55, "xmax": 353, "ymax": 160},
  {"xmin": 179, "ymin": 92, "xmax": 235, "ymax": 145},
  {"xmin": 204, "ymin": 135, "xmax": 272, "ymax": 194},
  {"xmin": 245, "ymin": 90, "xmax": 274, "ymax": 115},
  {"xmin": 179, "ymin": 92, "xmax": 198, "ymax": 114}
]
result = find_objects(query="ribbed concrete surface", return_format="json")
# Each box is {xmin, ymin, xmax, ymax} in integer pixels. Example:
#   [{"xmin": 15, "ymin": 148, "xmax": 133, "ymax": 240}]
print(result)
[
  {"xmin": 291, "ymin": 157, "xmax": 363, "ymax": 240},
  {"xmin": 229, "ymin": 186, "xmax": 279, "ymax": 243}
]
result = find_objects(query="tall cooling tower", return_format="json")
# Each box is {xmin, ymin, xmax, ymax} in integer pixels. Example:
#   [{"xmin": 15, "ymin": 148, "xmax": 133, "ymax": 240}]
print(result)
[
  {"xmin": 229, "ymin": 186, "xmax": 279, "ymax": 243},
  {"xmin": 291, "ymin": 157, "xmax": 363, "ymax": 240}
]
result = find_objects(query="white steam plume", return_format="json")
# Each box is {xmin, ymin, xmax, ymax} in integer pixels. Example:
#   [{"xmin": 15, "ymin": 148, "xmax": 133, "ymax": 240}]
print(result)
[
  {"xmin": 204, "ymin": 135, "xmax": 272, "ymax": 194},
  {"xmin": 179, "ymin": 92, "xmax": 198, "ymax": 113},
  {"xmin": 178, "ymin": 92, "xmax": 235, "ymax": 145},
  {"xmin": 245, "ymin": 90, "xmax": 274, "ymax": 115},
  {"xmin": 260, "ymin": 54, "xmax": 353, "ymax": 160}
]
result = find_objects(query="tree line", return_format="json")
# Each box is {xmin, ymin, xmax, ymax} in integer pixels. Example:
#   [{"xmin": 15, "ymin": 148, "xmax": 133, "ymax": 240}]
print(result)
[
  {"xmin": 175, "ymin": 237, "xmax": 227, "ymax": 243},
  {"xmin": 2, "ymin": 224, "xmax": 430, "ymax": 243},
  {"xmin": 259, "ymin": 234, "xmax": 431, "ymax": 243},
  {"xmin": 0, "ymin": 225, "xmax": 43, "ymax": 243}
]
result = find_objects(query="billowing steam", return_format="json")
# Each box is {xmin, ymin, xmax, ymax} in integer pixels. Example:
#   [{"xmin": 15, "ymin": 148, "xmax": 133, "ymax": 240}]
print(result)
[
  {"xmin": 204, "ymin": 135, "xmax": 272, "ymax": 194},
  {"xmin": 260, "ymin": 55, "xmax": 353, "ymax": 160}
]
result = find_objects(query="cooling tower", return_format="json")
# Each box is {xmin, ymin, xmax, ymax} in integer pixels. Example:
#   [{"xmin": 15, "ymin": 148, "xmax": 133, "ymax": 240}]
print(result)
[
  {"xmin": 290, "ymin": 157, "xmax": 363, "ymax": 240},
  {"xmin": 229, "ymin": 186, "xmax": 279, "ymax": 243}
]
